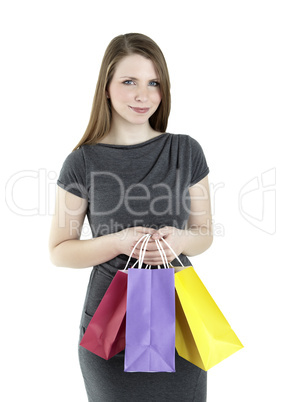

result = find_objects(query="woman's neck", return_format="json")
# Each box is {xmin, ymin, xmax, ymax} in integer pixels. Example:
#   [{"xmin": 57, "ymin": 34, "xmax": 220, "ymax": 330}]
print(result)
[{"xmin": 99, "ymin": 120, "xmax": 162, "ymax": 146}]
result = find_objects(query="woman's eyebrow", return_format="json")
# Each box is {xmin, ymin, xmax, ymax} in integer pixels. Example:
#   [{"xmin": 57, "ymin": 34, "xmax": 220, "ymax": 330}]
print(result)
[
  {"xmin": 119, "ymin": 76, "xmax": 159, "ymax": 81},
  {"xmin": 119, "ymin": 76, "xmax": 138, "ymax": 80}
]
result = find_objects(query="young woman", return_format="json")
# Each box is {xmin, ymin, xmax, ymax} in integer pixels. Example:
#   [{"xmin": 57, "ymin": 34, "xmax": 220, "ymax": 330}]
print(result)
[{"xmin": 49, "ymin": 33, "xmax": 212, "ymax": 401}]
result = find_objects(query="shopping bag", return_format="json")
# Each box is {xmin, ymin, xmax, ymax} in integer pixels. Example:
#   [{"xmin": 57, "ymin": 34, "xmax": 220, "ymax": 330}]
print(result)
[
  {"xmin": 79, "ymin": 269, "xmax": 128, "ymax": 360},
  {"xmin": 175, "ymin": 266, "xmax": 244, "ymax": 370},
  {"xmin": 158, "ymin": 237, "xmax": 243, "ymax": 371},
  {"xmin": 124, "ymin": 238, "xmax": 175, "ymax": 372},
  {"xmin": 79, "ymin": 234, "xmax": 152, "ymax": 360}
]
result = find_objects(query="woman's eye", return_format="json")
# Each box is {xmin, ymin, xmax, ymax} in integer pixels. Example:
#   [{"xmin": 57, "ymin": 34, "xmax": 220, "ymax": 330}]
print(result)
[
  {"xmin": 149, "ymin": 81, "xmax": 160, "ymax": 87},
  {"xmin": 122, "ymin": 80, "xmax": 159, "ymax": 87}
]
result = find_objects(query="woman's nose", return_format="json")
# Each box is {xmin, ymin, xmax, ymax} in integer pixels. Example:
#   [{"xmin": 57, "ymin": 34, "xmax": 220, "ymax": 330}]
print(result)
[{"xmin": 135, "ymin": 85, "xmax": 148, "ymax": 102}]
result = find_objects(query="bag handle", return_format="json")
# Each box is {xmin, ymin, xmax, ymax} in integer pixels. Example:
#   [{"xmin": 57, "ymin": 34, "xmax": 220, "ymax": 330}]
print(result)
[
  {"xmin": 138, "ymin": 234, "xmax": 151, "ymax": 268},
  {"xmin": 159, "ymin": 237, "xmax": 185, "ymax": 268},
  {"xmin": 129, "ymin": 235, "xmax": 170, "ymax": 269},
  {"xmin": 155, "ymin": 239, "xmax": 169, "ymax": 269},
  {"xmin": 124, "ymin": 233, "xmax": 186, "ymax": 270},
  {"xmin": 124, "ymin": 234, "xmax": 151, "ymax": 270},
  {"xmin": 138, "ymin": 236, "xmax": 169, "ymax": 269}
]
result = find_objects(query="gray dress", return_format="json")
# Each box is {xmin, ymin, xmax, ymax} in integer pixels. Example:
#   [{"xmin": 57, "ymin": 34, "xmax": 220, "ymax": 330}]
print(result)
[{"xmin": 57, "ymin": 133, "xmax": 209, "ymax": 401}]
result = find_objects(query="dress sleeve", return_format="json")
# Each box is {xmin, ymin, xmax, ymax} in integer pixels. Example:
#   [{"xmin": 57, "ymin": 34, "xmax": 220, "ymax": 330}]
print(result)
[
  {"xmin": 189, "ymin": 136, "xmax": 209, "ymax": 186},
  {"xmin": 57, "ymin": 148, "xmax": 88, "ymax": 199}
]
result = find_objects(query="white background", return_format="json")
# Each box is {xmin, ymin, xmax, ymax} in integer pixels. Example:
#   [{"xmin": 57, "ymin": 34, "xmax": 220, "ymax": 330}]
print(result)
[{"xmin": 1, "ymin": 0, "xmax": 280, "ymax": 401}]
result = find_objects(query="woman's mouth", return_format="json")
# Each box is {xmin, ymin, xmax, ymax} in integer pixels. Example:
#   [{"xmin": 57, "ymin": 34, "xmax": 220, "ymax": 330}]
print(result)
[{"xmin": 129, "ymin": 106, "xmax": 150, "ymax": 114}]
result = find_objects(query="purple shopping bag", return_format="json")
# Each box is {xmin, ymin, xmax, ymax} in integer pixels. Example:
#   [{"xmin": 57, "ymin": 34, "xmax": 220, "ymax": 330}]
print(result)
[{"xmin": 124, "ymin": 268, "xmax": 175, "ymax": 372}]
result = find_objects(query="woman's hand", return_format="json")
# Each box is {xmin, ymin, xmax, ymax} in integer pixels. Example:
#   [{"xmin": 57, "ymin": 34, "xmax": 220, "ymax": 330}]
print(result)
[
  {"xmin": 129, "ymin": 226, "xmax": 188, "ymax": 266},
  {"xmin": 114, "ymin": 226, "xmax": 157, "ymax": 258}
]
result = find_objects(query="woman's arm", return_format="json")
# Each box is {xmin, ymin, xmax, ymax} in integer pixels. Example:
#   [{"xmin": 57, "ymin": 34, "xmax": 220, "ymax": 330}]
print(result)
[
  {"xmin": 49, "ymin": 186, "xmax": 156, "ymax": 268},
  {"xmin": 180, "ymin": 174, "xmax": 213, "ymax": 256},
  {"xmin": 49, "ymin": 175, "xmax": 212, "ymax": 268},
  {"xmin": 131, "ymin": 175, "xmax": 213, "ymax": 265}
]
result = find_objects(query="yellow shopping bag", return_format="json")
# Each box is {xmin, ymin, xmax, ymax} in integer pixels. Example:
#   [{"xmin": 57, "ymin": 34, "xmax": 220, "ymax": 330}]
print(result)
[{"xmin": 175, "ymin": 266, "xmax": 243, "ymax": 371}]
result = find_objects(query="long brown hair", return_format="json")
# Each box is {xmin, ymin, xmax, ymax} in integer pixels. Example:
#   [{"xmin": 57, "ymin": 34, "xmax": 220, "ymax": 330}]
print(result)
[{"xmin": 73, "ymin": 33, "xmax": 171, "ymax": 150}]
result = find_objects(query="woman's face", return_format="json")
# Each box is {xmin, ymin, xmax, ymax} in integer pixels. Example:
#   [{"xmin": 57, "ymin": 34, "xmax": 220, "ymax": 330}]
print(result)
[{"xmin": 107, "ymin": 54, "xmax": 162, "ymax": 127}]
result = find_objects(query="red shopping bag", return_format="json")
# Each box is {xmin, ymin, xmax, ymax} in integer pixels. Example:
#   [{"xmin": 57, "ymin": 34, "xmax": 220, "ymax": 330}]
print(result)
[{"xmin": 79, "ymin": 269, "xmax": 127, "ymax": 360}]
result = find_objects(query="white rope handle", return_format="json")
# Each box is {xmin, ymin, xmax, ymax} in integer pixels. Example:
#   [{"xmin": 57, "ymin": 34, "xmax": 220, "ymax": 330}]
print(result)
[
  {"xmin": 124, "ymin": 234, "xmax": 151, "ymax": 270},
  {"xmin": 155, "ymin": 239, "xmax": 169, "ymax": 269},
  {"xmin": 159, "ymin": 237, "xmax": 185, "ymax": 267},
  {"xmin": 138, "ymin": 234, "xmax": 151, "ymax": 268},
  {"xmin": 124, "ymin": 233, "xmax": 185, "ymax": 270},
  {"xmin": 138, "ymin": 237, "xmax": 170, "ymax": 269},
  {"xmin": 135, "ymin": 235, "xmax": 168, "ymax": 269}
]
